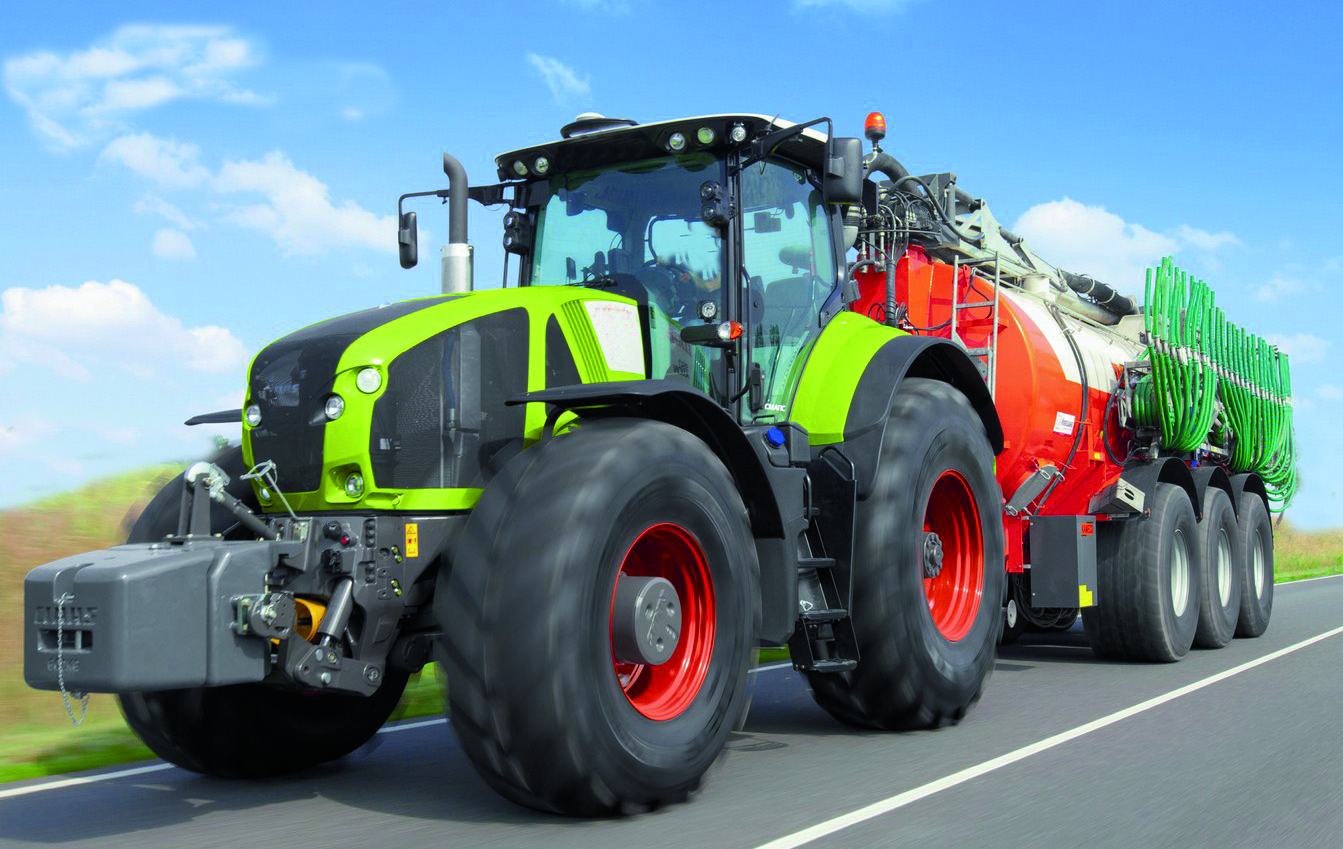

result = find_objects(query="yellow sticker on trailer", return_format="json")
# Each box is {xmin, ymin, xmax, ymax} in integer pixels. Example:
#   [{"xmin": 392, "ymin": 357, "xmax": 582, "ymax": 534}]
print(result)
[{"xmin": 405, "ymin": 523, "xmax": 419, "ymax": 558}]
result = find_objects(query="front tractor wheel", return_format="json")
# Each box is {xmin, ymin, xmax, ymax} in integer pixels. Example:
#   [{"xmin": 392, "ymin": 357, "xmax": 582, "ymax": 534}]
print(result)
[
  {"xmin": 808, "ymin": 378, "xmax": 1005, "ymax": 730},
  {"xmin": 118, "ymin": 447, "xmax": 408, "ymax": 779},
  {"xmin": 438, "ymin": 419, "xmax": 757, "ymax": 816}
]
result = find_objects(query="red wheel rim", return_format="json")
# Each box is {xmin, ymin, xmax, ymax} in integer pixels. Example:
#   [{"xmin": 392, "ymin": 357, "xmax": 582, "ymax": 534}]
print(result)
[
  {"xmin": 921, "ymin": 470, "xmax": 984, "ymax": 641},
  {"xmin": 610, "ymin": 523, "xmax": 715, "ymax": 720}
]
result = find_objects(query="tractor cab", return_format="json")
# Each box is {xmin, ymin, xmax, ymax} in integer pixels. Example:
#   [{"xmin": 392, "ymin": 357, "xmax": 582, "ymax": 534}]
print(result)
[{"xmin": 491, "ymin": 114, "xmax": 862, "ymax": 420}]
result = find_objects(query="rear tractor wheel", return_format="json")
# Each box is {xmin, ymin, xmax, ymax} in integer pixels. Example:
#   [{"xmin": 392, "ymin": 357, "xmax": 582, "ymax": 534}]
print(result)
[
  {"xmin": 438, "ymin": 419, "xmax": 757, "ymax": 816},
  {"xmin": 808, "ymin": 378, "xmax": 1005, "ymax": 730}
]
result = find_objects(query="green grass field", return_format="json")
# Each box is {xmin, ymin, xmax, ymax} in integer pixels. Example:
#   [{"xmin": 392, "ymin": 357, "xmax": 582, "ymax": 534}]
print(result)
[{"xmin": 1, "ymin": 466, "xmax": 1336, "ymax": 783}]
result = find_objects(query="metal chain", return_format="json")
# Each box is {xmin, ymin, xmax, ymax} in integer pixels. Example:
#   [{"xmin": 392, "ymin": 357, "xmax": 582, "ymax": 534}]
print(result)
[{"xmin": 53, "ymin": 592, "xmax": 89, "ymax": 726}]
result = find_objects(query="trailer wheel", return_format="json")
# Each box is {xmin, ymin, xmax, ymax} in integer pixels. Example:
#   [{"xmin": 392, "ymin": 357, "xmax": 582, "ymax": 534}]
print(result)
[
  {"xmin": 118, "ymin": 447, "xmax": 409, "ymax": 778},
  {"xmin": 808, "ymin": 378, "xmax": 1004, "ymax": 730},
  {"xmin": 1082, "ymin": 483, "xmax": 1200, "ymax": 662},
  {"xmin": 437, "ymin": 419, "xmax": 756, "ymax": 816},
  {"xmin": 1235, "ymin": 492, "xmax": 1274, "ymax": 638},
  {"xmin": 1193, "ymin": 487, "xmax": 1242, "ymax": 648}
]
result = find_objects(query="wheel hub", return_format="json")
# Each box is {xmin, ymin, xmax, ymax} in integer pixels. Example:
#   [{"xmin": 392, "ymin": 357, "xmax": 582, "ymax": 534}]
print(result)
[
  {"xmin": 612, "ymin": 575, "xmax": 682, "ymax": 666},
  {"xmin": 923, "ymin": 531, "xmax": 945, "ymax": 579}
]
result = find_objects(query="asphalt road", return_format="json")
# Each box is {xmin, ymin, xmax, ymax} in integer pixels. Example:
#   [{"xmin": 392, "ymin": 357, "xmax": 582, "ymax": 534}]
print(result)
[{"xmin": 3, "ymin": 575, "xmax": 1341, "ymax": 849}]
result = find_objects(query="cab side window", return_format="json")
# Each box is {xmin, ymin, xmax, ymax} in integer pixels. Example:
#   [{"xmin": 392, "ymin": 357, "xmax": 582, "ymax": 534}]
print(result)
[{"xmin": 740, "ymin": 160, "xmax": 835, "ymax": 418}]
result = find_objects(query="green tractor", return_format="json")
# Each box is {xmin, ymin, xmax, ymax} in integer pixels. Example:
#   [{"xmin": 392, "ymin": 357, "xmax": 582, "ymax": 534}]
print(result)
[{"xmin": 25, "ymin": 114, "xmax": 1004, "ymax": 815}]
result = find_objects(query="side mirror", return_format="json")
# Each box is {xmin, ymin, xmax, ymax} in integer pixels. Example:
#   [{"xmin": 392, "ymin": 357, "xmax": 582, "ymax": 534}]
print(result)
[
  {"xmin": 398, "ymin": 211, "xmax": 418, "ymax": 269},
  {"xmin": 824, "ymin": 137, "xmax": 864, "ymax": 205}
]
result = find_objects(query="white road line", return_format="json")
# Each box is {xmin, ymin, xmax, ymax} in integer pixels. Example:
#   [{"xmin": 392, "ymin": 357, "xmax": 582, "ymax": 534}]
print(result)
[
  {"xmin": 0, "ymin": 763, "xmax": 175, "ymax": 801},
  {"xmin": 0, "ymin": 663, "xmax": 794, "ymax": 800},
  {"xmin": 378, "ymin": 717, "xmax": 447, "ymax": 733},
  {"xmin": 751, "ymin": 622, "xmax": 1343, "ymax": 849},
  {"xmin": 1278, "ymin": 573, "xmax": 1343, "ymax": 586}
]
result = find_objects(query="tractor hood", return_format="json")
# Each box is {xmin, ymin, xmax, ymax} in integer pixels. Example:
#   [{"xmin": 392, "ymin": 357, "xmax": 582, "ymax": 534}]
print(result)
[{"xmin": 242, "ymin": 287, "xmax": 645, "ymax": 512}]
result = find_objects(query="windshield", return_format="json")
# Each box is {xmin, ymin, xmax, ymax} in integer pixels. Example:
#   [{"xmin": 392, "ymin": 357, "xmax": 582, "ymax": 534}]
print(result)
[
  {"xmin": 532, "ymin": 155, "xmax": 725, "ymax": 322},
  {"xmin": 532, "ymin": 155, "xmax": 727, "ymax": 396}
]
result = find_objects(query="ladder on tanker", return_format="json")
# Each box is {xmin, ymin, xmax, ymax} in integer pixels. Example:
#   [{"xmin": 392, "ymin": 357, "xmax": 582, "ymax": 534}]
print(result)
[{"xmin": 949, "ymin": 253, "xmax": 1002, "ymax": 400}]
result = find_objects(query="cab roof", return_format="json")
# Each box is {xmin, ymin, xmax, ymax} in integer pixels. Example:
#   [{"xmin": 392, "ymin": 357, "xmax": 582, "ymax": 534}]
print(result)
[{"xmin": 493, "ymin": 113, "xmax": 831, "ymax": 182}]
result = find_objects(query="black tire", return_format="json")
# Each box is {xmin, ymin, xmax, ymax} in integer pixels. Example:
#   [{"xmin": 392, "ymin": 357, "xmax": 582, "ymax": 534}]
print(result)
[
  {"xmin": 1082, "ymin": 483, "xmax": 1200, "ymax": 662},
  {"xmin": 118, "ymin": 447, "xmax": 409, "ymax": 779},
  {"xmin": 1193, "ymin": 487, "xmax": 1242, "ymax": 649},
  {"xmin": 807, "ymin": 378, "xmax": 1005, "ymax": 730},
  {"xmin": 437, "ymin": 419, "xmax": 757, "ymax": 816},
  {"xmin": 1235, "ymin": 492, "xmax": 1274, "ymax": 638}
]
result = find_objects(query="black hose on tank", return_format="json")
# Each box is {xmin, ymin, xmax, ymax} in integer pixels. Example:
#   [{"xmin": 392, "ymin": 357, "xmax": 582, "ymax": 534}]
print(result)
[{"xmin": 1060, "ymin": 270, "xmax": 1137, "ymax": 316}]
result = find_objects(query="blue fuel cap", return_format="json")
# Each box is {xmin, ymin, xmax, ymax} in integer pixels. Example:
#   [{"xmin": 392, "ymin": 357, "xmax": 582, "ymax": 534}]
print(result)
[{"xmin": 764, "ymin": 427, "xmax": 787, "ymax": 448}]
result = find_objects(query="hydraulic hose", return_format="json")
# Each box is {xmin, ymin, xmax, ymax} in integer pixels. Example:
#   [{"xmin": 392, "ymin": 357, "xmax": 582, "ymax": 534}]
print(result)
[{"xmin": 1135, "ymin": 257, "xmax": 1297, "ymax": 509}]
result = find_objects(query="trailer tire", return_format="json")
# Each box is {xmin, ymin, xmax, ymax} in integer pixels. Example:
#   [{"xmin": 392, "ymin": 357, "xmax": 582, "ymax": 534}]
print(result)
[
  {"xmin": 1193, "ymin": 487, "xmax": 1242, "ymax": 649},
  {"xmin": 118, "ymin": 447, "xmax": 409, "ymax": 779},
  {"xmin": 1082, "ymin": 483, "xmax": 1200, "ymax": 662},
  {"xmin": 1235, "ymin": 492, "xmax": 1274, "ymax": 638},
  {"xmin": 808, "ymin": 378, "xmax": 1004, "ymax": 730},
  {"xmin": 437, "ymin": 418, "xmax": 757, "ymax": 816}
]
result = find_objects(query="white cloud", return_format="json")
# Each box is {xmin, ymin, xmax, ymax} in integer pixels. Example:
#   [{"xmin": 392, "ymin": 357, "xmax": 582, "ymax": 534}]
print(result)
[
  {"xmin": 101, "ymin": 133, "xmax": 392, "ymax": 257},
  {"xmin": 1014, "ymin": 198, "xmax": 1177, "ymax": 291},
  {"xmin": 1318, "ymin": 384, "xmax": 1343, "ymax": 401},
  {"xmin": 795, "ymin": 0, "xmax": 921, "ymax": 10},
  {"xmin": 135, "ymin": 193, "xmax": 196, "ymax": 230},
  {"xmin": 152, "ymin": 228, "xmax": 196, "ymax": 260},
  {"xmin": 1265, "ymin": 332, "xmax": 1329, "ymax": 363},
  {"xmin": 0, "ymin": 279, "xmax": 246, "ymax": 379},
  {"xmin": 1255, "ymin": 275, "xmax": 1304, "ymax": 303},
  {"xmin": 1013, "ymin": 198, "xmax": 1241, "ymax": 294},
  {"xmin": 214, "ymin": 151, "xmax": 395, "ymax": 256},
  {"xmin": 1174, "ymin": 224, "xmax": 1240, "ymax": 251},
  {"xmin": 101, "ymin": 133, "xmax": 209, "ymax": 187},
  {"xmin": 527, "ymin": 53, "xmax": 591, "ymax": 105},
  {"xmin": 4, "ymin": 24, "xmax": 265, "ymax": 149}
]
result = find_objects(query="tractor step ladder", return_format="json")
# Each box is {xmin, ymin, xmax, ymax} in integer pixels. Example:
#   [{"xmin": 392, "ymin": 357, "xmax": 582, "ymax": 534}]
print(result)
[
  {"xmin": 950, "ymin": 253, "xmax": 1002, "ymax": 400},
  {"xmin": 789, "ymin": 451, "xmax": 860, "ymax": 674}
]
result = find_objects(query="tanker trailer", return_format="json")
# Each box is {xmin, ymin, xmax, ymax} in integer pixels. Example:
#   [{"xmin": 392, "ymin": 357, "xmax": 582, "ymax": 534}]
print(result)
[{"xmin": 850, "ymin": 110, "xmax": 1295, "ymax": 660}]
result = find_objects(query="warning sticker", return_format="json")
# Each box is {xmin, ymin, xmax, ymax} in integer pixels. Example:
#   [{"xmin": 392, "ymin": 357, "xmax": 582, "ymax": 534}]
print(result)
[
  {"xmin": 405, "ymin": 523, "xmax": 419, "ymax": 559},
  {"xmin": 1053, "ymin": 411, "xmax": 1077, "ymax": 436},
  {"xmin": 584, "ymin": 301, "xmax": 644, "ymax": 374}
]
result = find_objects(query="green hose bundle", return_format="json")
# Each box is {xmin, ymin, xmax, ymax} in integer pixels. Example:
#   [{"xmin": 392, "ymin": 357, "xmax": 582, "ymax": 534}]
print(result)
[{"xmin": 1133, "ymin": 257, "xmax": 1297, "ymax": 510}]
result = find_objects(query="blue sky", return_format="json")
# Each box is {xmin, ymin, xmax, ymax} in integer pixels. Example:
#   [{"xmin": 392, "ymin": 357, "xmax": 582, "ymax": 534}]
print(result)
[{"xmin": 1, "ymin": 1, "xmax": 1339, "ymax": 527}]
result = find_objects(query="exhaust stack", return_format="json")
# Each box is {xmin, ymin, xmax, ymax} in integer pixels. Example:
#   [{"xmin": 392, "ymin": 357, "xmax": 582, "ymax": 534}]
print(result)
[{"xmin": 441, "ymin": 153, "xmax": 473, "ymax": 294}]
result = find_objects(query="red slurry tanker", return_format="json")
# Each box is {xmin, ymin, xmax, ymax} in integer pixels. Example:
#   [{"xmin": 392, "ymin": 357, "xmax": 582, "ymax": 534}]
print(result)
[{"xmin": 25, "ymin": 110, "xmax": 1294, "ymax": 815}]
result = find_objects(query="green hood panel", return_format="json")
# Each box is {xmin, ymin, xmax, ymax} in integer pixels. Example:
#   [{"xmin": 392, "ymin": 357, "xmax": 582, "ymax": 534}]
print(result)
[{"xmin": 243, "ymin": 287, "xmax": 644, "ymax": 512}]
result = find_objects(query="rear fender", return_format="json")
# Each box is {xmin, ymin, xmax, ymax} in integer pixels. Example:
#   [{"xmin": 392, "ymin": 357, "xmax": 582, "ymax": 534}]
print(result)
[
  {"xmin": 1121, "ymin": 458, "xmax": 1202, "ymax": 521},
  {"xmin": 1191, "ymin": 465, "xmax": 1237, "ymax": 519},
  {"xmin": 830, "ymin": 335, "xmax": 1004, "ymax": 500},
  {"xmin": 1229, "ymin": 472, "xmax": 1270, "ymax": 516}
]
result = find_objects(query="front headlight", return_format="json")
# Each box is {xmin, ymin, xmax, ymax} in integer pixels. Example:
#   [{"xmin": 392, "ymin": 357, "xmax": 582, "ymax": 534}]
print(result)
[
  {"xmin": 344, "ymin": 471, "xmax": 364, "ymax": 498},
  {"xmin": 324, "ymin": 395, "xmax": 345, "ymax": 421},
  {"xmin": 356, "ymin": 367, "xmax": 382, "ymax": 394},
  {"xmin": 245, "ymin": 405, "xmax": 262, "ymax": 427}
]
